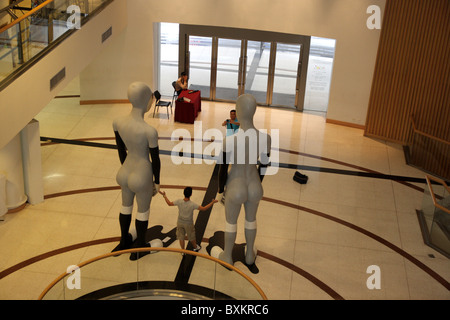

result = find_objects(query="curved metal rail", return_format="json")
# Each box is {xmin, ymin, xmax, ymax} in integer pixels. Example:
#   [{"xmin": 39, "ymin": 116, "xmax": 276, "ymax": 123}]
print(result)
[{"xmin": 38, "ymin": 247, "xmax": 268, "ymax": 300}]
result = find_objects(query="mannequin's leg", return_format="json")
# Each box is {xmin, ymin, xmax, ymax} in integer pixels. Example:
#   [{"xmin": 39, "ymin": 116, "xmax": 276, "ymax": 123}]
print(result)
[
  {"xmin": 134, "ymin": 213, "xmax": 149, "ymax": 247},
  {"xmin": 243, "ymin": 179, "xmax": 262, "ymax": 265},
  {"xmin": 219, "ymin": 200, "xmax": 241, "ymax": 265},
  {"xmin": 118, "ymin": 211, "xmax": 132, "ymax": 243},
  {"xmin": 243, "ymin": 200, "xmax": 260, "ymax": 265},
  {"xmin": 130, "ymin": 190, "xmax": 152, "ymax": 260},
  {"xmin": 112, "ymin": 188, "xmax": 135, "ymax": 253},
  {"xmin": 135, "ymin": 189, "xmax": 152, "ymax": 244}
]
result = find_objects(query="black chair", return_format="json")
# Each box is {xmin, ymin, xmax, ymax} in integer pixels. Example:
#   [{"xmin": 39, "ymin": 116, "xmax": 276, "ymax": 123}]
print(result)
[
  {"xmin": 153, "ymin": 90, "xmax": 172, "ymax": 119},
  {"xmin": 171, "ymin": 81, "xmax": 179, "ymax": 106}
]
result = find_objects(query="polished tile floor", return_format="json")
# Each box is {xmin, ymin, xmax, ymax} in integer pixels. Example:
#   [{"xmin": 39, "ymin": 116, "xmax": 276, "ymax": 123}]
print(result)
[{"xmin": 0, "ymin": 78, "xmax": 449, "ymax": 300}]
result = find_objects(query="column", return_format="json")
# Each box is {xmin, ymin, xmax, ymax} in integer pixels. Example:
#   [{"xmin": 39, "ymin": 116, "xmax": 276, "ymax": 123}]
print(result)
[{"xmin": 0, "ymin": 133, "xmax": 27, "ymax": 211}]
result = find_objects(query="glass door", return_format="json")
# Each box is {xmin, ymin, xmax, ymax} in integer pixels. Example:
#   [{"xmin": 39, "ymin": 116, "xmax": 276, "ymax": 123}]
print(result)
[
  {"xmin": 271, "ymin": 43, "xmax": 302, "ymax": 108},
  {"xmin": 187, "ymin": 36, "xmax": 213, "ymax": 99},
  {"xmin": 245, "ymin": 41, "xmax": 271, "ymax": 105},
  {"xmin": 180, "ymin": 29, "xmax": 307, "ymax": 110},
  {"xmin": 215, "ymin": 38, "xmax": 244, "ymax": 101}
]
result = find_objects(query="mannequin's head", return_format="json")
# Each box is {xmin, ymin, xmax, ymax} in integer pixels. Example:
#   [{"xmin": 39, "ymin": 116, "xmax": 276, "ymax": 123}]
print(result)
[
  {"xmin": 127, "ymin": 82, "xmax": 154, "ymax": 112},
  {"xmin": 236, "ymin": 94, "xmax": 256, "ymax": 122}
]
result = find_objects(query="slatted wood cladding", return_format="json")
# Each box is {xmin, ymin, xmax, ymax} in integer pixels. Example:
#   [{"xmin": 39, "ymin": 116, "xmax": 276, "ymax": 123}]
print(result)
[{"xmin": 365, "ymin": 0, "xmax": 449, "ymax": 179}]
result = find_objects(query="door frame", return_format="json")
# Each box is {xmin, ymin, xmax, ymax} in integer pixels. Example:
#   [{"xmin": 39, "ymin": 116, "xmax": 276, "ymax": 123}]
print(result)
[{"xmin": 179, "ymin": 24, "xmax": 310, "ymax": 111}]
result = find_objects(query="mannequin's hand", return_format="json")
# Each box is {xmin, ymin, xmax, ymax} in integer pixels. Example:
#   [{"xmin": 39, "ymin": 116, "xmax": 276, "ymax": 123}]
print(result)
[{"xmin": 153, "ymin": 183, "xmax": 160, "ymax": 196}]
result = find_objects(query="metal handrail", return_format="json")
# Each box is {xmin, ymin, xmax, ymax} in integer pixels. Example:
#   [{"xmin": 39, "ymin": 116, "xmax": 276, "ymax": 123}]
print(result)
[
  {"xmin": 410, "ymin": 115, "xmax": 450, "ymax": 146},
  {"xmin": 425, "ymin": 175, "xmax": 450, "ymax": 215},
  {"xmin": 0, "ymin": 0, "xmax": 113, "ymax": 92},
  {"xmin": 0, "ymin": 0, "xmax": 55, "ymax": 34},
  {"xmin": 38, "ymin": 247, "xmax": 268, "ymax": 300}
]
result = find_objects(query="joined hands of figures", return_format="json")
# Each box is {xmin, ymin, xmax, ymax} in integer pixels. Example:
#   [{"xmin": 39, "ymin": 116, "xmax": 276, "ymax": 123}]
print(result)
[{"xmin": 153, "ymin": 183, "xmax": 160, "ymax": 196}]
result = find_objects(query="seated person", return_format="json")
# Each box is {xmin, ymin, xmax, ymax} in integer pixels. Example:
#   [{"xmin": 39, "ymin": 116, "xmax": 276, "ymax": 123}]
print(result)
[{"xmin": 175, "ymin": 72, "xmax": 189, "ymax": 95}]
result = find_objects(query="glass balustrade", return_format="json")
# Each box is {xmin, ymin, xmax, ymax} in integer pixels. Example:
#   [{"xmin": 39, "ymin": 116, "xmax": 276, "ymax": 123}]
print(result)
[
  {"xmin": 418, "ymin": 175, "xmax": 450, "ymax": 258},
  {"xmin": 0, "ymin": 0, "xmax": 111, "ymax": 85},
  {"xmin": 39, "ymin": 247, "xmax": 267, "ymax": 300},
  {"xmin": 408, "ymin": 115, "xmax": 450, "ymax": 180}
]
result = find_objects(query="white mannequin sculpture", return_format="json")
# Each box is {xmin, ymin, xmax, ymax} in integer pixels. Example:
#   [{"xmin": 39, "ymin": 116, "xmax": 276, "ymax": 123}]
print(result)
[
  {"xmin": 213, "ymin": 94, "xmax": 271, "ymax": 266},
  {"xmin": 112, "ymin": 82, "xmax": 161, "ymax": 260}
]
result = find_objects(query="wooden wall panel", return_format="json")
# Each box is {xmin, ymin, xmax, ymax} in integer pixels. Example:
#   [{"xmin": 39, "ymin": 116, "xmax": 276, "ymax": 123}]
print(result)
[
  {"xmin": 365, "ymin": 0, "xmax": 449, "ymax": 179},
  {"xmin": 365, "ymin": 0, "xmax": 449, "ymax": 143}
]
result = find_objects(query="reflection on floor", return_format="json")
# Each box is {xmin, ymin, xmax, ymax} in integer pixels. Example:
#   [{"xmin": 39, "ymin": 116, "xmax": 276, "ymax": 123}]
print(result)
[{"xmin": 0, "ymin": 78, "xmax": 449, "ymax": 300}]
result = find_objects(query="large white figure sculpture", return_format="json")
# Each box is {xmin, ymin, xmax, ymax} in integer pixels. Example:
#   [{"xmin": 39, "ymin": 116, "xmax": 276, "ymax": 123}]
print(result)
[
  {"xmin": 214, "ymin": 94, "xmax": 271, "ymax": 266},
  {"xmin": 112, "ymin": 82, "xmax": 161, "ymax": 260}
]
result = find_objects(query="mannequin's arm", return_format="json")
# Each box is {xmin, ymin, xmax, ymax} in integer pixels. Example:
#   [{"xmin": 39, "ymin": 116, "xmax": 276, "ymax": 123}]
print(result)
[
  {"xmin": 114, "ymin": 131, "xmax": 127, "ymax": 164},
  {"xmin": 258, "ymin": 135, "xmax": 271, "ymax": 182},
  {"xmin": 258, "ymin": 152, "xmax": 270, "ymax": 182},
  {"xmin": 218, "ymin": 151, "xmax": 229, "ymax": 194},
  {"xmin": 149, "ymin": 146, "xmax": 161, "ymax": 185}
]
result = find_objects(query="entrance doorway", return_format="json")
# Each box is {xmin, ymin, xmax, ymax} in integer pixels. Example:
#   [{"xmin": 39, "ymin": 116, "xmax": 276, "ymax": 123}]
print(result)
[
  {"xmin": 158, "ymin": 24, "xmax": 320, "ymax": 111},
  {"xmin": 245, "ymin": 41, "xmax": 271, "ymax": 105},
  {"xmin": 187, "ymin": 35, "xmax": 213, "ymax": 99},
  {"xmin": 179, "ymin": 24, "xmax": 310, "ymax": 111},
  {"xmin": 271, "ymin": 42, "xmax": 303, "ymax": 108}
]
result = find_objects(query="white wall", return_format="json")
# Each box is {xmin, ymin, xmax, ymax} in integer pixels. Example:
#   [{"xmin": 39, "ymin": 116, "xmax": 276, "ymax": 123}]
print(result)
[
  {"xmin": 81, "ymin": 0, "xmax": 385, "ymax": 126},
  {"xmin": 0, "ymin": 0, "xmax": 128, "ymax": 149}
]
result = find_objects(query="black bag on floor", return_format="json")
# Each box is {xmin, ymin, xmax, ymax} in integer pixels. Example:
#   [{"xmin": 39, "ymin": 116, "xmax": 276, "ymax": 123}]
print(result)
[{"xmin": 293, "ymin": 171, "xmax": 308, "ymax": 184}]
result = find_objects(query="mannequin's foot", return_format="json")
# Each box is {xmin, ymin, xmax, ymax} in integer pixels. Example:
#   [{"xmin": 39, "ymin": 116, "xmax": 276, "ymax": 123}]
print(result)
[
  {"xmin": 245, "ymin": 245, "xmax": 257, "ymax": 266},
  {"xmin": 129, "ymin": 242, "xmax": 150, "ymax": 261},
  {"xmin": 218, "ymin": 251, "xmax": 234, "ymax": 270},
  {"xmin": 112, "ymin": 233, "xmax": 133, "ymax": 255}
]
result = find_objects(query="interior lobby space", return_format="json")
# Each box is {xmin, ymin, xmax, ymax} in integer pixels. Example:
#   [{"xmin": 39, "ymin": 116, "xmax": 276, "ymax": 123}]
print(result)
[
  {"xmin": 0, "ymin": 0, "xmax": 448, "ymax": 301},
  {"xmin": 0, "ymin": 76, "xmax": 449, "ymax": 300}
]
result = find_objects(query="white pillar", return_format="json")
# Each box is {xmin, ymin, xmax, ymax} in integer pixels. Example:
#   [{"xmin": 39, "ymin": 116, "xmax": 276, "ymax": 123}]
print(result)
[
  {"xmin": 0, "ymin": 133, "xmax": 27, "ymax": 210},
  {"xmin": 21, "ymin": 119, "xmax": 44, "ymax": 205}
]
